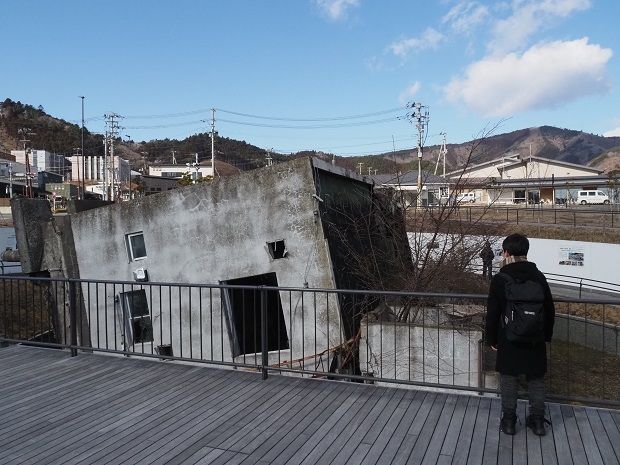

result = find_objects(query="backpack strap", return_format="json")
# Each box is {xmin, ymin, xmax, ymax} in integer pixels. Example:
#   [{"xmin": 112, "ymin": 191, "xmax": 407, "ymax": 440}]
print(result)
[{"xmin": 496, "ymin": 272, "xmax": 514, "ymax": 283}]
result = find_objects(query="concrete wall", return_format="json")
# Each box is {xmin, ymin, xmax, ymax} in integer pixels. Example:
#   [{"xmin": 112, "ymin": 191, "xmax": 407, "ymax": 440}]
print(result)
[
  {"xmin": 418, "ymin": 232, "xmax": 620, "ymax": 290},
  {"xmin": 360, "ymin": 320, "xmax": 482, "ymax": 389},
  {"xmin": 69, "ymin": 158, "xmax": 343, "ymax": 366}
]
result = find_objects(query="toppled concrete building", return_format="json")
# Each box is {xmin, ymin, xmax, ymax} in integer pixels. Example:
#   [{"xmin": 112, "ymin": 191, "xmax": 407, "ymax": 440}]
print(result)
[{"xmin": 12, "ymin": 157, "xmax": 412, "ymax": 374}]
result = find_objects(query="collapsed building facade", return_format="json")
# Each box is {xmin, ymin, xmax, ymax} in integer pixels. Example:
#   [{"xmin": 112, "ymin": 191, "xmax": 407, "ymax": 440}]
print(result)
[{"xmin": 11, "ymin": 157, "xmax": 413, "ymax": 375}]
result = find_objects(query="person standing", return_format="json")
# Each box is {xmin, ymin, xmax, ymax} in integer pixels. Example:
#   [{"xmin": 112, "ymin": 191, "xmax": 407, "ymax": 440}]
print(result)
[
  {"xmin": 485, "ymin": 234, "xmax": 555, "ymax": 436},
  {"xmin": 480, "ymin": 240, "xmax": 494, "ymax": 280}
]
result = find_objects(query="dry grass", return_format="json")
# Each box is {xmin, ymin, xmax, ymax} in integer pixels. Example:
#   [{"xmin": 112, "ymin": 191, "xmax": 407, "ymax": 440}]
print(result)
[
  {"xmin": 547, "ymin": 339, "xmax": 620, "ymax": 402},
  {"xmin": 0, "ymin": 280, "xmax": 54, "ymax": 340},
  {"xmin": 555, "ymin": 301, "xmax": 620, "ymax": 326}
]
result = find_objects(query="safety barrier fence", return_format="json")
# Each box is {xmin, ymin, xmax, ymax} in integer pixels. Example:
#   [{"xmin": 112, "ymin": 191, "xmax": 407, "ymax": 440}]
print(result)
[
  {"xmin": 445, "ymin": 205, "xmax": 620, "ymax": 228},
  {"xmin": 0, "ymin": 275, "xmax": 618, "ymax": 407}
]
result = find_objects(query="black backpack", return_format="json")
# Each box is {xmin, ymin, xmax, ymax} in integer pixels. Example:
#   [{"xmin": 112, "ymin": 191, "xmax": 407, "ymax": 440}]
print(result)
[{"xmin": 498, "ymin": 272, "xmax": 545, "ymax": 343}]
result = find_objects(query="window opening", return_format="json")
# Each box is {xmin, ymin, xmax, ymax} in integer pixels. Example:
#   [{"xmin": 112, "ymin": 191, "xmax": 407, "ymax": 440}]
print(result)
[
  {"xmin": 119, "ymin": 289, "xmax": 153, "ymax": 343},
  {"xmin": 222, "ymin": 272, "xmax": 289, "ymax": 357},
  {"xmin": 127, "ymin": 232, "xmax": 147, "ymax": 261},
  {"xmin": 266, "ymin": 240, "xmax": 287, "ymax": 259}
]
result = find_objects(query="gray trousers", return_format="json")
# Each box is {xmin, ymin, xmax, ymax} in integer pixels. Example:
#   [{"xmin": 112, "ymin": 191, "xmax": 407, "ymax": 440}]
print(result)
[{"xmin": 501, "ymin": 374, "xmax": 545, "ymax": 417}]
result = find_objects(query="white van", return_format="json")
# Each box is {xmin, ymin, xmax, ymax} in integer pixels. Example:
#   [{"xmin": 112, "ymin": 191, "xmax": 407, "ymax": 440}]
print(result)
[
  {"xmin": 577, "ymin": 190, "xmax": 610, "ymax": 205},
  {"xmin": 456, "ymin": 192, "xmax": 476, "ymax": 203}
]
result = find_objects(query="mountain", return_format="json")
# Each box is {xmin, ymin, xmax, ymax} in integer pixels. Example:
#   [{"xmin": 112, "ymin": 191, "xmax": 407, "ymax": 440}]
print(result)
[
  {"xmin": 2, "ymin": 98, "xmax": 619, "ymax": 174},
  {"xmin": 376, "ymin": 126, "xmax": 620, "ymax": 174}
]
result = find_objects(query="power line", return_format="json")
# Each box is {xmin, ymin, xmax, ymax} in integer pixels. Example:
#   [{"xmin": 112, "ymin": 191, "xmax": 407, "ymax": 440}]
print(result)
[{"xmin": 216, "ymin": 107, "xmax": 403, "ymax": 122}]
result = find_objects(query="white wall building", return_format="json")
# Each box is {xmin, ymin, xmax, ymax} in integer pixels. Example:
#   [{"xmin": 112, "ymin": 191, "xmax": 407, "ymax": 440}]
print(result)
[
  {"xmin": 148, "ymin": 163, "xmax": 214, "ymax": 180},
  {"xmin": 11, "ymin": 150, "xmax": 70, "ymax": 179},
  {"xmin": 67, "ymin": 155, "xmax": 131, "ymax": 184}
]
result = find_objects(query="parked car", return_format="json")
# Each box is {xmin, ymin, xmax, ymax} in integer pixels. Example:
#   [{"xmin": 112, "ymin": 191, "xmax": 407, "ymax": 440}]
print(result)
[
  {"xmin": 456, "ymin": 192, "xmax": 476, "ymax": 203},
  {"xmin": 577, "ymin": 190, "xmax": 610, "ymax": 205}
]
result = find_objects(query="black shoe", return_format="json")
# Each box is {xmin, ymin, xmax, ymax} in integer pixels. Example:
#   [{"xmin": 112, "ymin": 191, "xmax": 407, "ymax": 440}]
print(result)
[
  {"xmin": 500, "ymin": 412, "xmax": 517, "ymax": 435},
  {"xmin": 526, "ymin": 415, "xmax": 547, "ymax": 436}
]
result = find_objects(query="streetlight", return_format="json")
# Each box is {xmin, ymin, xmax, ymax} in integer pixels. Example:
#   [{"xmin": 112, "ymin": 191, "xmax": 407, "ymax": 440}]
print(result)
[{"xmin": 79, "ymin": 96, "xmax": 85, "ymax": 200}]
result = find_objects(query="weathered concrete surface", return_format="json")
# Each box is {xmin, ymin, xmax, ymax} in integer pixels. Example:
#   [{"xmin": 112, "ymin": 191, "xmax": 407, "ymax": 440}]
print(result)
[
  {"xmin": 69, "ymin": 158, "xmax": 343, "ymax": 364},
  {"xmin": 10, "ymin": 198, "xmax": 52, "ymax": 273}
]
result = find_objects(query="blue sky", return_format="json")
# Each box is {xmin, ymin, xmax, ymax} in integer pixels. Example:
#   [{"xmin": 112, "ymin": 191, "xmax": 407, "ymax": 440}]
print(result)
[{"xmin": 2, "ymin": 0, "xmax": 619, "ymax": 157}]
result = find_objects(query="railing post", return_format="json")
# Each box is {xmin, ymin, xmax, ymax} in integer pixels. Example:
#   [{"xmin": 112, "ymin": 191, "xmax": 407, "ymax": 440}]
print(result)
[
  {"xmin": 260, "ymin": 286, "xmax": 268, "ymax": 380},
  {"xmin": 68, "ymin": 280, "xmax": 78, "ymax": 357},
  {"xmin": 516, "ymin": 209, "xmax": 519, "ymax": 224},
  {"xmin": 573, "ymin": 212, "xmax": 576, "ymax": 228},
  {"xmin": 579, "ymin": 279, "xmax": 583, "ymax": 299}
]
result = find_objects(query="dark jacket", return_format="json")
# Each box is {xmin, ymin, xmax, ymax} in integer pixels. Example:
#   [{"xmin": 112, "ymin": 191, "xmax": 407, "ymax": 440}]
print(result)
[
  {"xmin": 480, "ymin": 245, "xmax": 494, "ymax": 263},
  {"xmin": 485, "ymin": 261, "xmax": 555, "ymax": 376}
]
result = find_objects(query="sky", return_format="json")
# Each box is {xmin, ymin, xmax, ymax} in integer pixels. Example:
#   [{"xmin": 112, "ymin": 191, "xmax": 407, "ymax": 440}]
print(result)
[{"xmin": 2, "ymin": 0, "xmax": 619, "ymax": 158}]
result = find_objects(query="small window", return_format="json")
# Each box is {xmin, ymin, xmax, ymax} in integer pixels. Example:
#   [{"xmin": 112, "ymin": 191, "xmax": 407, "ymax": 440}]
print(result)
[
  {"xmin": 267, "ymin": 240, "xmax": 287, "ymax": 259},
  {"xmin": 120, "ymin": 290, "xmax": 153, "ymax": 343},
  {"xmin": 588, "ymin": 192, "xmax": 595, "ymax": 196},
  {"xmin": 127, "ymin": 232, "xmax": 147, "ymax": 261}
]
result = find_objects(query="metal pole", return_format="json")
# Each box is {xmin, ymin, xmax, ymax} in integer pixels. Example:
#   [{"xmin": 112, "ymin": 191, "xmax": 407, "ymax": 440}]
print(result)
[
  {"xmin": 80, "ymin": 96, "xmax": 85, "ymax": 199},
  {"xmin": 261, "ymin": 287, "xmax": 268, "ymax": 380},
  {"xmin": 69, "ymin": 280, "xmax": 78, "ymax": 357},
  {"xmin": 211, "ymin": 108, "xmax": 216, "ymax": 178}
]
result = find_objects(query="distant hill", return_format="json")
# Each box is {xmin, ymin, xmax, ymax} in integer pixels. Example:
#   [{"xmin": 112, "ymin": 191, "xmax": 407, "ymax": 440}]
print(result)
[
  {"xmin": 2, "ymin": 98, "xmax": 619, "ymax": 174},
  {"xmin": 376, "ymin": 126, "xmax": 620, "ymax": 174}
]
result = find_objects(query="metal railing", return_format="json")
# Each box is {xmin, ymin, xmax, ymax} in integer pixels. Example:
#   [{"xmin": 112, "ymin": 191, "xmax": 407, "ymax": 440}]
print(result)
[
  {"xmin": 448, "ymin": 205, "xmax": 620, "ymax": 228},
  {"xmin": 0, "ymin": 275, "xmax": 619, "ymax": 407}
]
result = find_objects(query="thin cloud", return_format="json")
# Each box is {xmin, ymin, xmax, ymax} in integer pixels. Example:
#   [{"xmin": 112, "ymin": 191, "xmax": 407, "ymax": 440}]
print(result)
[
  {"xmin": 314, "ymin": 0, "xmax": 360, "ymax": 21},
  {"xmin": 388, "ymin": 28, "xmax": 445, "ymax": 58},
  {"xmin": 398, "ymin": 82, "xmax": 422, "ymax": 105},
  {"xmin": 444, "ymin": 38, "xmax": 612, "ymax": 116},
  {"xmin": 603, "ymin": 126, "xmax": 620, "ymax": 137},
  {"xmin": 442, "ymin": 1, "xmax": 489, "ymax": 35},
  {"xmin": 489, "ymin": 0, "xmax": 591, "ymax": 54}
]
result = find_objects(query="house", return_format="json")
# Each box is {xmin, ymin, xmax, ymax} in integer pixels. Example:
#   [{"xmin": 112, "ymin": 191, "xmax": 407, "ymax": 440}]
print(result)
[
  {"xmin": 11, "ymin": 157, "xmax": 411, "ymax": 375},
  {"xmin": 446, "ymin": 154, "xmax": 612, "ymax": 204},
  {"xmin": 370, "ymin": 171, "xmax": 451, "ymax": 206}
]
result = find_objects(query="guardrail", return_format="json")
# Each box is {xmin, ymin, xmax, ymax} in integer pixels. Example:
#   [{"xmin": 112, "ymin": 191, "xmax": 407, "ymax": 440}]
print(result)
[
  {"xmin": 446, "ymin": 205, "xmax": 620, "ymax": 228},
  {"xmin": 0, "ymin": 275, "xmax": 618, "ymax": 407}
]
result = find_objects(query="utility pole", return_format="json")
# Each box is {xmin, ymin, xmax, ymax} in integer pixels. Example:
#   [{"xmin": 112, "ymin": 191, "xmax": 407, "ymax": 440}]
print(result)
[
  {"xmin": 406, "ymin": 102, "xmax": 430, "ymax": 208},
  {"xmin": 104, "ymin": 113, "xmax": 122, "ymax": 201},
  {"xmin": 357, "ymin": 162, "xmax": 363, "ymax": 175},
  {"xmin": 210, "ymin": 108, "xmax": 216, "ymax": 177},
  {"xmin": 73, "ymin": 148, "xmax": 82, "ymax": 195},
  {"xmin": 18, "ymin": 128, "xmax": 35, "ymax": 198},
  {"xmin": 79, "ymin": 96, "xmax": 85, "ymax": 199},
  {"xmin": 266, "ymin": 149, "xmax": 273, "ymax": 167},
  {"xmin": 171, "ymin": 149, "xmax": 177, "ymax": 165},
  {"xmin": 434, "ymin": 132, "xmax": 447, "ymax": 176}
]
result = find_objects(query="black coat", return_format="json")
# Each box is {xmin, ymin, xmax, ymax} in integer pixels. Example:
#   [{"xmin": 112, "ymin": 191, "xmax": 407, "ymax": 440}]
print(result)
[{"xmin": 485, "ymin": 261, "xmax": 555, "ymax": 376}]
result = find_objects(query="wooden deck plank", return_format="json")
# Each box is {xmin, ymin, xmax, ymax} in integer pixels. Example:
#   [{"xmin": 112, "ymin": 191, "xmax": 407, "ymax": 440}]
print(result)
[
  {"xmin": 359, "ymin": 390, "xmax": 418, "ymax": 465},
  {"xmin": 0, "ymin": 345, "xmax": 618, "ymax": 465},
  {"xmin": 466, "ymin": 397, "xmax": 491, "ymax": 465},
  {"xmin": 161, "ymin": 378, "xmax": 332, "ymax": 464},
  {"xmin": 241, "ymin": 381, "xmax": 358, "ymax": 465},
  {"xmin": 512, "ymin": 402, "xmax": 528, "ymax": 465},
  {"xmin": 369, "ymin": 390, "xmax": 426, "ymax": 465},
  {"xmin": 599, "ymin": 410, "xmax": 620, "ymax": 464},
  {"xmin": 439, "ymin": 394, "xmax": 469, "ymax": 459},
  {"xmin": 101, "ymin": 375, "xmax": 291, "ymax": 465},
  {"xmin": 9, "ymin": 366, "xmax": 240, "ymax": 465},
  {"xmin": 539, "ymin": 404, "xmax": 558, "ymax": 465},
  {"xmin": 324, "ymin": 387, "xmax": 402, "ymax": 465},
  {"xmin": 584, "ymin": 408, "xmax": 620, "ymax": 465},
  {"xmin": 548, "ymin": 403, "xmax": 573, "ymax": 465},
  {"xmin": 405, "ymin": 393, "xmax": 449, "ymax": 464},
  {"xmin": 389, "ymin": 392, "xmax": 438, "ymax": 465},
  {"xmin": 574, "ymin": 407, "xmax": 605, "ymax": 465},
  {"xmin": 43, "ymin": 369, "xmax": 254, "ymax": 464},
  {"xmin": 419, "ymin": 394, "xmax": 458, "ymax": 465},
  {"xmin": 561, "ymin": 404, "xmax": 589, "ymax": 465},
  {"xmin": 452, "ymin": 396, "xmax": 481, "ymax": 465}
]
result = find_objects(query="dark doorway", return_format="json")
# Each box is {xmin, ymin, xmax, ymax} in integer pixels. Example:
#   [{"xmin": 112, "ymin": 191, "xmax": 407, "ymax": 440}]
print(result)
[{"xmin": 222, "ymin": 272, "xmax": 289, "ymax": 357}]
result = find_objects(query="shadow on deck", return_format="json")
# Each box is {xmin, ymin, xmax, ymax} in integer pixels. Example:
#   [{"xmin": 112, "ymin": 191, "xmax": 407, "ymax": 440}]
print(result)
[{"xmin": 0, "ymin": 345, "xmax": 618, "ymax": 465}]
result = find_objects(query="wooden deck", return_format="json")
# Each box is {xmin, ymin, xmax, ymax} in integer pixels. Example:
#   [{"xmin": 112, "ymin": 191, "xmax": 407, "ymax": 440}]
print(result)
[{"xmin": 0, "ymin": 345, "xmax": 619, "ymax": 465}]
